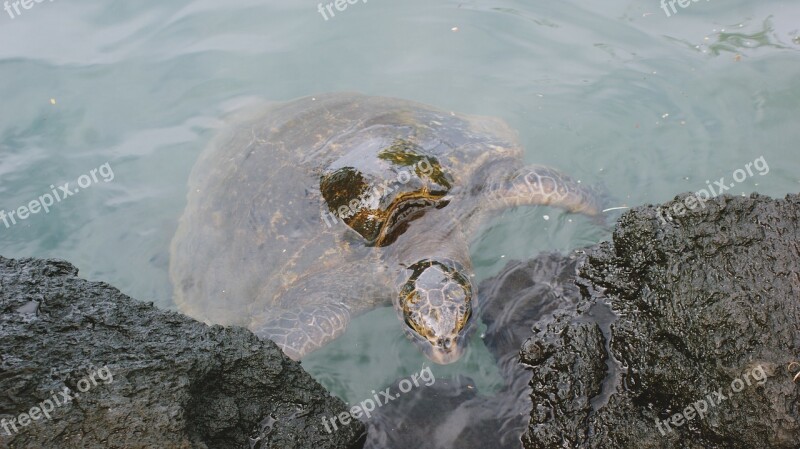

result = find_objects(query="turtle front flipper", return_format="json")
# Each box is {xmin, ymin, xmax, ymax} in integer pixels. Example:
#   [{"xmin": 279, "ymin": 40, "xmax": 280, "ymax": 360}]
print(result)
[
  {"xmin": 251, "ymin": 263, "xmax": 393, "ymax": 360},
  {"xmin": 252, "ymin": 302, "xmax": 352, "ymax": 360},
  {"xmin": 479, "ymin": 163, "xmax": 605, "ymax": 217}
]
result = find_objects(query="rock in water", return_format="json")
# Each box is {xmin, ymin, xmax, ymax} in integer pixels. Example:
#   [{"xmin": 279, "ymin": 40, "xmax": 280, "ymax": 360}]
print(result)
[
  {"xmin": 523, "ymin": 193, "xmax": 800, "ymax": 448},
  {"xmin": 0, "ymin": 256, "xmax": 364, "ymax": 449}
]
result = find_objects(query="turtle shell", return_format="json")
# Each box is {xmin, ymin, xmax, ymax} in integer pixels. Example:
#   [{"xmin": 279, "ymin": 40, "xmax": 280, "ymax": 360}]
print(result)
[{"xmin": 169, "ymin": 93, "xmax": 523, "ymax": 328}]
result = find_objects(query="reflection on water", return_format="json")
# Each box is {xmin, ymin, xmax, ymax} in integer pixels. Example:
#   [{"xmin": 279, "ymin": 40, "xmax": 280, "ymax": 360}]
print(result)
[{"xmin": 0, "ymin": 0, "xmax": 798, "ymax": 447}]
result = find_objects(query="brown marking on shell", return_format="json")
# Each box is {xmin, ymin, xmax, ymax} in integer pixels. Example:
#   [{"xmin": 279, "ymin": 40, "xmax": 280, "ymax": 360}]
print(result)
[{"xmin": 319, "ymin": 139, "xmax": 454, "ymax": 246}]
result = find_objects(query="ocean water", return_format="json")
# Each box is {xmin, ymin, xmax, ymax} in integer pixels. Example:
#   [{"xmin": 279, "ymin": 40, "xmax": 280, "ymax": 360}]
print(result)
[{"xmin": 1, "ymin": 0, "xmax": 798, "ymax": 421}]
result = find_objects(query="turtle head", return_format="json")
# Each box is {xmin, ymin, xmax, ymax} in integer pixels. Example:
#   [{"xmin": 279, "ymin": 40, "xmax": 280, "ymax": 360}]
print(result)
[{"xmin": 398, "ymin": 259, "xmax": 475, "ymax": 364}]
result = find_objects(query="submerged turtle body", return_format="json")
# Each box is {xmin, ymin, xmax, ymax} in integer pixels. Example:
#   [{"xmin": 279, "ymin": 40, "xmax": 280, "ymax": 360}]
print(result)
[{"xmin": 169, "ymin": 93, "xmax": 602, "ymax": 363}]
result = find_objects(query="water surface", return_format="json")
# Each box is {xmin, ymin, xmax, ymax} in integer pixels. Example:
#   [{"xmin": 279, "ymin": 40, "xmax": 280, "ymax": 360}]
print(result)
[{"xmin": 1, "ymin": 0, "xmax": 798, "ymax": 414}]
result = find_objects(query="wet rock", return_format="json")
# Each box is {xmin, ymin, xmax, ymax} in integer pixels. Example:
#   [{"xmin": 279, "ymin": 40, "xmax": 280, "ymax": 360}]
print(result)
[
  {"xmin": 522, "ymin": 193, "xmax": 800, "ymax": 448},
  {"xmin": 0, "ymin": 257, "xmax": 365, "ymax": 449},
  {"xmin": 5, "ymin": 191, "xmax": 796, "ymax": 449},
  {"xmin": 365, "ymin": 253, "xmax": 584, "ymax": 449}
]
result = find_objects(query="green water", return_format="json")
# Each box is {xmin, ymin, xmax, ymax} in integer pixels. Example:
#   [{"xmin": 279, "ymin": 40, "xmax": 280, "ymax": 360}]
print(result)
[{"xmin": 1, "ymin": 0, "xmax": 798, "ymax": 406}]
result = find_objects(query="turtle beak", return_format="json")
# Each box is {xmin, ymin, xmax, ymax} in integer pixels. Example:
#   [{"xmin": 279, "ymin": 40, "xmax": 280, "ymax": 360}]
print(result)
[
  {"xmin": 422, "ymin": 336, "xmax": 466, "ymax": 365},
  {"xmin": 425, "ymin": 347, "xmax": 464, "ymax": 365}
]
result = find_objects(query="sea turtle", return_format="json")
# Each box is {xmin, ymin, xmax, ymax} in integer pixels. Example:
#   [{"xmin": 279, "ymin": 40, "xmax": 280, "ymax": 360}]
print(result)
[{"xmin": 169, "ymin": 93, "xmax": 603, "ymax": 364}]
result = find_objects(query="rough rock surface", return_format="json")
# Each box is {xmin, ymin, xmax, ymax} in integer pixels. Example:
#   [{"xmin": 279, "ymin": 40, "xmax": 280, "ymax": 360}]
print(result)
[
  {"xmin": 522, "ymin": 193, "xmax": 800, "ymax": 448},
  {"xmin": 0, "ymin": 257, "xmax": 365, "ymax": 449},
  {"xmin": 4, "ymin": 191, "xmax": 798, "ymax": 449},
  {"xmin": 365, "ymin": 253, "xmax": 584, "ymax": 449}
]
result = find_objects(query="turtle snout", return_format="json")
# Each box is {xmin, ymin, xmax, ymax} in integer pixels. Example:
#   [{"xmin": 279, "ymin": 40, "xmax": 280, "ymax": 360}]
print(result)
[{"xmin": 423, "ymin": 335, "xmax": 464, "ymax": 365}]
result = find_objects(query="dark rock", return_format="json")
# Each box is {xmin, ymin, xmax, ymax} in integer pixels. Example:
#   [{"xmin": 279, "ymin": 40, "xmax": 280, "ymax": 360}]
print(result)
[
  {"xmin": 5, "ymin": 191, "xmax": 797, "ymax": 449},
  {"xmin": 0, "ymin": 256, "xmax": 365, "ymax": 449},
  {"xmin": 522, "ymin": 193, "xmax": 800, "ymax": 448}
]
